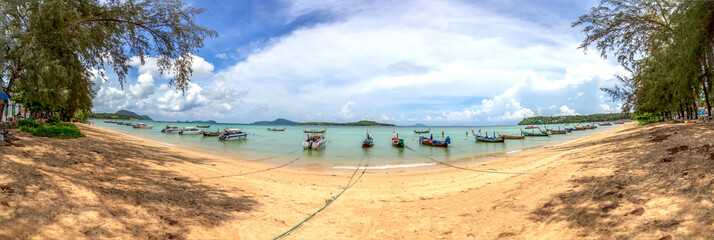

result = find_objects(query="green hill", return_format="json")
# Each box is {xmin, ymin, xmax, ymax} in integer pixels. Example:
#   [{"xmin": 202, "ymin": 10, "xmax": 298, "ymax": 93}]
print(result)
[
  {"xmin": 298, "ymin": 120, "xmax": 396, "ymax": 126},
  {"xmin": 518, "ymin": 113, "xmax": 632, "ymax": 125},
  {"xmin": 91, "ymin": 110, "xmax": 153, "ymax": 121},
  {"xmin": 115, "ymin": 110, "xmax": 152, "ymax": 120},
  {"xmin": 252, "ymin": 118, "xmax": 299, "ymax": 125}
]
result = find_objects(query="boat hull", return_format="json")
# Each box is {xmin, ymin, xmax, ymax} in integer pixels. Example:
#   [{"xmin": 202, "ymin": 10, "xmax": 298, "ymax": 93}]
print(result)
[
  {"xmin": 219, "ymin": 133, "xmax": 248, "ymax": 140},
  {"xmin": 311, "ymin": 139, "xmax": 327, "ymax": 149},
  {"xmin": 499, "ymin": 135, "xmax": 525, "ymax": 139},
  {"xmin": 522, "ymin": 131, "xmax": 549, "ymax": 137},
  {"xmin": 419, "ymin": 137, "xmax": 448, "ymax": 147},
  {"xmin": 303, "ymin": 129, "xmax": 327, "ymax": 133},
  {"xmin": 475, "ymin": 137, "xmax": 504, "ymax": 142}
]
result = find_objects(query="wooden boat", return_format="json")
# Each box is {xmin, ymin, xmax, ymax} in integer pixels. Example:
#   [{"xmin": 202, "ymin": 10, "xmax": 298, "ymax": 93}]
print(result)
[
  {"xmin": 614, "ymin": 121, "xmax": 624, "ymax": 124},
  {"xmin": 498, "ymin": 132, "xmax": 525, "ymax": 139},
  {"xmin": 303, "ymin": 134, "xmax": 327, "ymax": 150},
  {"xmin": 196, "ymin": 125, "xmax": 211, "ymax": 128},
  {"xmin": 414, "ymin": 128, "xmax": 431, "ymax": 134},
  {"xmin": 598, "ymin": 123, "xmax": 612, "ymax": 126},
  {"xmin": 522, "ymin": 129, "xmax": 549, "ymax": 136},
  {"xmin": 219, "ymin": 128, "xmax": 248, "ymax": 140},
  {"xmin": 572, "ymin": 126, "xmax": 586, "ymax": 131},
  {"xmin": 419, "ymin": 134, "xmax": 450, "ymax": 147},
  {"xmin": 200, "ymin": 130, "xmax": 221, "ymax": 136},
  {"xmin": 179, "ymin": 127, "xmax": 202, "ymax": 135},
  {"xmin": 391, "ymin": 132, "xmax": 404, "ymax": 148},
  {"xmin": 303, "ymin": 129, "xmax": 327, "ymax": 133},
  {"xmin": 103, "ymin": 120, "xmax": 117, "ymax": 123},
  {"xmin": 161, "ymin": 125, "xmax": 183, "ymax": 133},
  {"xmin": 268, "ymin": 127, "xmax": 286, "ymax": 131},
  {"xmin": 525, "ymin": 126, "xmax": 538, "ymax": 129},
  {"xmin": 563, "ymin": 127, "xmax": 573, "ymax": 132},
  {"xmin": 362, "ymin": 132, "xmax": 374, "ymax": 148},
  {"xmin": 133, "ymin": 123, "xmax": 154, "ymax": 129},
  {"xmin": 472, "ymin": 130, "xmax": 504, "ymax": 142},
  {"xmin": 542, "ymin": 127, "xmax": 566, "ymax": 134},
  {"xmin": 584, "ymin": 125, "xmax": 597, "ymax": 129}
]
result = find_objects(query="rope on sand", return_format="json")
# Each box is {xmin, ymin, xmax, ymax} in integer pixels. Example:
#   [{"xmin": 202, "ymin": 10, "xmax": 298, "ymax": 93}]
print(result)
[
  {"xmin": 272, "ymin": 158, "xmax": 369, "ymax": 240},
  {"xmin": 200, "ymin": 149, "xmax": 302, "ymax": 180},
  {"xmin": 404, "ymin": 145, "xmax": 528, "ymax": 175}
]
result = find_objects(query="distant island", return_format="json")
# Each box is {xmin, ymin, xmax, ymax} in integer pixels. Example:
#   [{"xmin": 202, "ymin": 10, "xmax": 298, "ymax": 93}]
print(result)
[
  {"xmin": 251, "ymin": 118, "xmax": 300, "ymax": 126},
  {"xmin": 518, "ymin": 113, "xmax": 632, "ymax": 125},
  {"xmin": 91, "ymin": 110, "xmax": 153, "ymax": 121},
  {"xmin": 298, "ymin": 120, "xmax": 396, "ymax": 126},
  {"xmin": 411, "ymin": 123, "xmax": 427, "ymax": 127}
]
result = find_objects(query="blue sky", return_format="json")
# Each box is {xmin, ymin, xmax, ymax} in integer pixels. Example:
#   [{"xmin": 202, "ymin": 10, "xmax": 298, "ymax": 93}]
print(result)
[{"xmin": 91, "ymin": 0, "xmax": 625, "ymax": 125}]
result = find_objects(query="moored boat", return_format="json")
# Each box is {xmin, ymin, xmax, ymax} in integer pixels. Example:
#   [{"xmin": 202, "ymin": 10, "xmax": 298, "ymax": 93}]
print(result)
[
  {"xmin": 133, "ymin": 123, "xmax": 154, "ymax": 129},
  {"xmin": 303, "ymin": 129, "xmax": 327, "ymax": 133},
  {"xmin": 542, "ymin": 127, "xmax": 566, "ymax": 134},
  {"xmin": 391, "ymin": 132, "xmax": 404, "ymax": 148},
  {"xmin": 598, "ymin": 122, "xmax": 612, "ymax": 126},
  {"xmin": 268, "ymin": 127, "xmax": 286, "ymax": 131},
  {"xmin": 200, "ymin": 130, "xmax": 221, "ymax": 136},
  {"xmin": 362, "ymin": 132, "xmax": 374, "ymax": 148},
  {"xmin": 472, "ymin": 130, "xmax": 504, "ymax": 143},
  {"xmin": 414, "ymin": 128, "xmax": 431, "ymax": 134},
  {"xmin": 179, "ymin": 127, "xmax": 202, "ymax": 135},
  {"xmin": 522, "ymin": 129, "xmax": 549, "ymax": 136},
  {"xmin": 303, "ymin": 134, "xmax": 326, "ymax": 150},
  {"xmin": 525, "ymin": 126, "xmax": 538, "ymax": 129},
  {"xmin": 161, "ymin": 125, "xmax": 183, "ymax": 133},
  {"xmin": 614, "ymin": 121, "xmax": 624, "ymax": 124},
  {"xmin": 196, "ymin": 125, "xmax": 211, "ymax": 128},
  {"xmin": 219, "ymin": 128, "xmax": 248, "ymax": 140},
  {"xmin": 498, "ymin": 132, "xmax": 525, "ymax": 139},
  {"xmin": 419, "ymin": 134, "xmax": 450, "ymax": 147}
]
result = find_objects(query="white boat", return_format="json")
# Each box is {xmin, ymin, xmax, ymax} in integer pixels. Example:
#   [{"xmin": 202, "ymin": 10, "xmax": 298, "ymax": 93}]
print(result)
[
  {"xmin": 133, "ymin": 123, "xmax": 154, "ymax": 129},
  {"xmin": 179, "ymin": 127, "xmax": 202, "ymax": 135},
  {"xmin": 303, "ymin": 134, "xmax": 326, "ymax": 150},
  {"xmin": 219, "ymin": 128, "xmax": 248, "ymax": 140},
  {"xmin": 161, "ymin": 125, "xmax": 183, "ymax": 133}
]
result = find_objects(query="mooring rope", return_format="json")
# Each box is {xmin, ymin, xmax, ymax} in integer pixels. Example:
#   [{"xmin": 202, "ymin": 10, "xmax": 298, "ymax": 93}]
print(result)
[
  {"xmin": 200, "ymin": 149, "xmax": 302, "ymax": 180},
  {"xmin": 404, "ymin": 145, "xmax": 527, "ymax": 175},
  {"xmin": 272, "ymin": 158, "xmax": 369, "ymax": 239}
]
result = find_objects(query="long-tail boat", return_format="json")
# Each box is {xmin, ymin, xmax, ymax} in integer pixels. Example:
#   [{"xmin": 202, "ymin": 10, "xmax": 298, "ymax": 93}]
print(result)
[
  {"xmin": 414, "ymin": 128, "xmax": 431, "ymax": 134},
  {"xmin": 614, "ymin": 121, "xmax": 624, "ymax": 124},
  {"xmin": 362, "ymin": 132, "xmax": 374, "ymax": 148},
  {"xmin": 522, "ymin": 129, "xmax": 549, "ymax": 136},
  {"xmin": 303, "ymin": 129, "xmax": 327, "ymax": 133},
  {"xmin": 472, "ymin": 130, "xmax": 504, "ymax": 143},
  {"xmin": 598, "ymin": 122, "xmax": 612, "ymax": 126},
  {"xmin": 498, "ymin": 132, "xmax": 525, "ymax": 139},
  {"xmin": 419, "ymin": 134, "xmax": 449, "ymax": 147},
  {"xmin": 200, "ymin": 129, "xmax": 221, "ymax": 136},
  {"xmin": 268, "ymin": 127, "xmax": 286, "ymax": 131},
  {"xmin": 542, "ymin": 127, "xmax": 566, "ymax": 134},
  {"xmin": 391, "ymin": 132, "xmax": 405, "ymax": 148},
  {"xmin": 525, "ymin": 126, "xmax": 538, "ymax": 129},
  {"xmin": 196, "ymin": 125, "xmax": 211, "ymax": 128}
]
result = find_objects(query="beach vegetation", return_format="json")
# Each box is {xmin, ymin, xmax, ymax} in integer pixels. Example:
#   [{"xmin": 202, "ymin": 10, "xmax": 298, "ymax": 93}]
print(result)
[
  {"xmin": 0, "ymin": 0, "xmax": 217, "ymax": 121},
  {"xmin": 19, "ymin": 121, "xmax": 83, "ymax": 139},
  {"xmin": 519, "ymin": 113, "xmax": 632, "ymax": 125},
  {"xmin": 298, "ymin": 120, "xmax": 396, "ymax": 126},
  {"xmin": 634, "ymin": 113, "xmax": 661, "ymax": 125},
  {"xmin": 575, "ymin": 0, "xmax": 714, "ymax": 119},
  {"xmin": 18, "ymin": 119, "xmax": 40, "ymax": 128}
]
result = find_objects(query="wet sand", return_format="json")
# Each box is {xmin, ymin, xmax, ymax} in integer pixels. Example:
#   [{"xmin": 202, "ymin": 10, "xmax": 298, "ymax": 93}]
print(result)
[{"xmin": 1, "ymin": 122, "xmax": 712, "ymax": 239}]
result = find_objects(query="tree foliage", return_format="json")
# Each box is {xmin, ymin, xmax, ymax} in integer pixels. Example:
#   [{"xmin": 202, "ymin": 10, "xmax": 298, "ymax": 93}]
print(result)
[
  {"xmin": 0, "ymin": 0, "xmax": 216, "ymax": 119},
  {"xmin": 575, "ymin": 0, "xmax": 714, "ymax": 118},
  {"xmin": 518, "ymin": 113, "xmax": 632, "ymax": 125}
]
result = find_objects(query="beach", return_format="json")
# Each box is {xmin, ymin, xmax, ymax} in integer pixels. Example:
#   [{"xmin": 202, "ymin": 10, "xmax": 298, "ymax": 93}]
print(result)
[{"xmin": 1, "ymin": 122, "xmax": 712, "ymax": 239}]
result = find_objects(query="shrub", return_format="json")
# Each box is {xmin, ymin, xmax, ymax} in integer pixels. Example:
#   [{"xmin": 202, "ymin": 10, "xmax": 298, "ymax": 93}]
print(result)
[
  {"xmin": 635, "ymin": 113, "xmax": 661, "ymax": 125},
  {"xmin": 19, "ymin": 124, "xmax": 83, "ymax": 139},
  {"xmin": 47, "ymin": 116, "xmax": 61, "ymax": 124},
  {"xmin": 18, "ymin": 119, "xmax": 40, "ymax": 128}
]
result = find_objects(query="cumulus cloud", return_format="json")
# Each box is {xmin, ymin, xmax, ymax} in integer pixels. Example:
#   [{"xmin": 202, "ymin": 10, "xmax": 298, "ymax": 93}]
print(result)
[
  {"xmin": 129, "ymin": 73, "xmax": 155, "ymax": 98},
  {"xmin": 128, "ymin": 54, "xmax": 215, "ymax": 79},
  {"xmin": 338, "ymin": 101, "xmax": 356, "ymax": 120},
  {"xmin": 557, "ymin": 105, "xmax": 579, "ymax": 116}
]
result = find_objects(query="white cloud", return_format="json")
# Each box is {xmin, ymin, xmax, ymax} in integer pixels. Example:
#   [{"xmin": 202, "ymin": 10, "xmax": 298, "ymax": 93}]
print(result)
[
  {"xmin": 128, "ymin": 73, "xmax": 155, "ymax": 98},
  {"xmin": 557, "ymin": 105, "xmax": 578, "ymax": 116},
  {"xmin": 129, "ymin": 54, "xmax": 214, "ymax": 79},
  {"xmin": 215, "ymin": 53, "xmax": 228, "ymax": 59},
  {"xmin": 338, "ymin": 101, "xmax": 356, "ymax": 120}
]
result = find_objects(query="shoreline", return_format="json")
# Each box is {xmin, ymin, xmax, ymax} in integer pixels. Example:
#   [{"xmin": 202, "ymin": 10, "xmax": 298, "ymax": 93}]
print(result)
[{"xmin": 84, "ymin": 123, "xmax": 624, "ymax": 174}]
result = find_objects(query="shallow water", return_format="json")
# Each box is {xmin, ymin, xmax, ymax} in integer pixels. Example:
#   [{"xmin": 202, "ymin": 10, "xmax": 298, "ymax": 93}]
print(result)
[{"xmin": 89, "ymin": 120, "xmax": 619, "ymax": 168}]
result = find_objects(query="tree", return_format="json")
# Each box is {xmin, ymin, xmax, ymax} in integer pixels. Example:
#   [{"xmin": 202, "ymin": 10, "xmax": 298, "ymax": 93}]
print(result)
[{"xmin": 0, "ymin": 0, "xmax": 217, "ymax": 120}]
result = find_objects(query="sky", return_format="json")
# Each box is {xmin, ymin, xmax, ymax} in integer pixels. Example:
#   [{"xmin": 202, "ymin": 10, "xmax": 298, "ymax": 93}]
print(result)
[{"xmin": 91, "ymin": 0, "xmax": 626, "ymax": 125}]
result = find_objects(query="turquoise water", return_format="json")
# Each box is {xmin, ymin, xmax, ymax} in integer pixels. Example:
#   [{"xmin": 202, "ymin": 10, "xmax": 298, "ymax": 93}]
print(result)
[{"xmin": 89, "ymin": 120, "xmax": 619, "ymax": 169}]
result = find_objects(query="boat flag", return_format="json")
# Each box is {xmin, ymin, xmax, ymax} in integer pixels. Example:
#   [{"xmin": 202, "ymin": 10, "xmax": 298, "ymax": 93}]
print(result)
[{"xmin": 430, "ymin": 134, "xmax": 433, "ymax": 140}]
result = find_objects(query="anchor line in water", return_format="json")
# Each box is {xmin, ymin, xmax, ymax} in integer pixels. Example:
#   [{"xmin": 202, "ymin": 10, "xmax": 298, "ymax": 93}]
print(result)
[
  {"xmin": 403, "ymin": 145, "xmax": 528, "ymax": 175},
  {"xmin": 273, "ymin": 158, "xmax": 369, "ymax": 240},
  {"xmin": 200, "ymin": 149, "xmax": 302, "ymax": 180}
]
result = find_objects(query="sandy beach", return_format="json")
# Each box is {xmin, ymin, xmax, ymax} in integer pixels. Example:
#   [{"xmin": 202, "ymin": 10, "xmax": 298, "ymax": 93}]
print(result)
[{"xmin": 1, "ymin": 122, "xmax": 712, "ymax": 239}]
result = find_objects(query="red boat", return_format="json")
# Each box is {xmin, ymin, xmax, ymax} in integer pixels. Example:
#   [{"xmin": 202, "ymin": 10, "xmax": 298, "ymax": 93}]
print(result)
[
  {"xmin": 525, "ymin": 126, "xmax": 538, "ymax": 129},
  {"xmin": 419, "ymin": 135, "xmax": 450, "ymax": 147},
  {"xmin": 614, "ymin": 121, "xmax": 624, "ymax": 124},
  {"xmin": 598, "ymin": 123, "xmax": 612, "ymax": 126}
]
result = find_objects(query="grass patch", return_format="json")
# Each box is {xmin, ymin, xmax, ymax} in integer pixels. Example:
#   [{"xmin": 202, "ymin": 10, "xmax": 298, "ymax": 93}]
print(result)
[{"xmin": 19, "ymin": 120, "xmax": 83, "ymax": 139}]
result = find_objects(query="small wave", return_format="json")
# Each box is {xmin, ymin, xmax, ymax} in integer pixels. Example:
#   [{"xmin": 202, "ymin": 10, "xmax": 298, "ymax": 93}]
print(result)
[
  {"xmin": 506, "ymin": 149, "xmax": 523, "ymax": 154},
  {"xmin": 332, "ymin": 162, "xmax": 437, "ymax": 170}
]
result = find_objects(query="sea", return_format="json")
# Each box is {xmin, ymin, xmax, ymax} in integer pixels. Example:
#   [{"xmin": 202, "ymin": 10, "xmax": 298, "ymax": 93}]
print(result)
[{"xmin": 88, "ymin": 120, "xmax": 620, "ymax": 169}]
